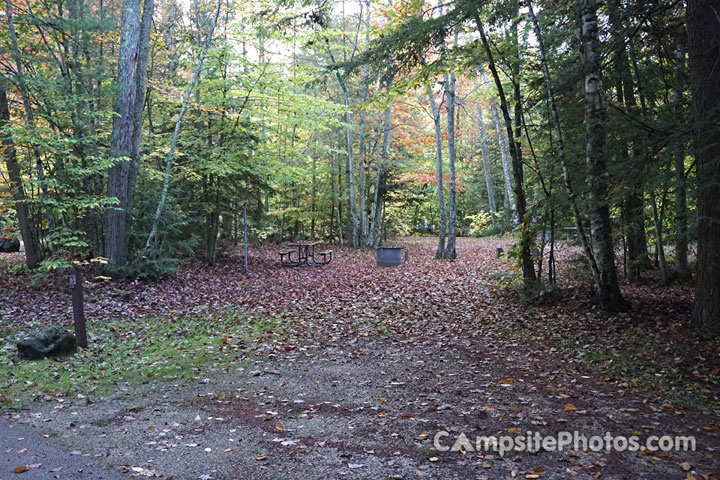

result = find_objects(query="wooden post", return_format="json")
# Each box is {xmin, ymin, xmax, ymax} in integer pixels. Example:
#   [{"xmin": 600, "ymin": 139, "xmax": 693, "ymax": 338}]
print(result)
[
  {"xmin": 243, "ymin": 202, "xmax": 248, "ymax": 272},
  {"xmin": 70, "ymin": 268, "xmax": 87, "ymax": 348}
]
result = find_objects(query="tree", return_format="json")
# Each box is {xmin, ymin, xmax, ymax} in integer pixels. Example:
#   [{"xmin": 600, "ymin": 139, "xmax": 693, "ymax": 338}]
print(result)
[
  {"xmin": 143, "ymin": 0, "xmax": 223, "ymax": 255},
  {"xmin": 0, "ymin": 77, "xmax": 42, "ymax": 268},
  {"xmin": 478, "ymin": 18, "xmax": 536, "ymax": 283},
  {"xmin": 442, "ymin": 52, "xmax": 458, "ymax": 260},
  {"xmin": 577, "ymin": 0, "xmax": 628, "ymax": 311},
  {"xmin": 688, "ymin": 0, "xmax": 720, "ymax": 335},
  {"xmin": 105, "ymin": 0, "xmax": 154, "ymax": 269},
  {"xmin": 427, "ymin": 85, "xmax": 448, "ymax": 258},
  {"xmin": 527, "ymin": 0, "xmax": 597, "ymax": 289},
  {"xmin": 475, "ymin": 88, "xmax": 496, "ymax": 226}
]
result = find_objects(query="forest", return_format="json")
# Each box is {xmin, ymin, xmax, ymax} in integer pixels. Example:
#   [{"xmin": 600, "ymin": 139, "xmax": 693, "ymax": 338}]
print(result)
[
  {"xmin": 1, "ymin": 0, "xmax": 720, "ymax": 477},
  {"xmin": 1, "ymin": 0, "xmax": 718, "ymax": 328}
]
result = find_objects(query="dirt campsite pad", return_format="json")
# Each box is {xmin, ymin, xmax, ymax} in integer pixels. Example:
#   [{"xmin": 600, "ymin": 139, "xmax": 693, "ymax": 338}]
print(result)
[{"xmin": 2, "ymin": 238, "xmax": 719, "ymax": 479}]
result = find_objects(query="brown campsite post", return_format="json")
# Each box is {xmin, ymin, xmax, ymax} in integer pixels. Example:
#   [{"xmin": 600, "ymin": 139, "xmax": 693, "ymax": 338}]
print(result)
[{"xmin": 70, "ymin": 268, "xmax": 87, "ymax": 348}]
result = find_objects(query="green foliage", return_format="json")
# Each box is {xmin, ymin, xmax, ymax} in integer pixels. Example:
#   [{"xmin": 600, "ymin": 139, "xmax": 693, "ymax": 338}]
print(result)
[{"xmin": 466, "ymin": 210, "xmax": 493, "ymax": 235}]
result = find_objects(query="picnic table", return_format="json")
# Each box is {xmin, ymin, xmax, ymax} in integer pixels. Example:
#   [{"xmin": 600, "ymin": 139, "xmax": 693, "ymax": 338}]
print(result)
[{"xmin": 280, "ymin": 241, "xmax": 332, "ymax": 267}]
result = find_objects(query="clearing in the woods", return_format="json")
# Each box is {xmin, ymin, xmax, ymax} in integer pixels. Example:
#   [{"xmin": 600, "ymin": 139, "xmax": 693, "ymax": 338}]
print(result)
[{"xmin": 1, "ymin": 238, "xmax": 718, "ymax": 479}]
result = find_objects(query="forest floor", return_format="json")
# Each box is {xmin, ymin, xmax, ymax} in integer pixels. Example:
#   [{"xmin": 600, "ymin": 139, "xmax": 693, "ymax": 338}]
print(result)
[{"xmin": 1, "ymin": 237, "xmax": 719, "ymax": 479}]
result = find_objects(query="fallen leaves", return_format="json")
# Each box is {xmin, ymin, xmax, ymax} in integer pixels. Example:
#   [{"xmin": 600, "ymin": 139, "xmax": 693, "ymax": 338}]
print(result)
[{"xmin": 2, "ymin": 238, "xmax": 718, "ymax": 480}]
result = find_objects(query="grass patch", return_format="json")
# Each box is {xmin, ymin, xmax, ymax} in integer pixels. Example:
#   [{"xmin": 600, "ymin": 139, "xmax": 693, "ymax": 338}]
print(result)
[{"xmin": 0, "ymin": 311, "xmax": 292, "ymax": 410}]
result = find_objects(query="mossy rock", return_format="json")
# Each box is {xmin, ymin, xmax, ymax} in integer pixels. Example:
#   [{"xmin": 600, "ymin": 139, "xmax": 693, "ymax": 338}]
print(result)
[{"xmin": 17, "ymin": 326, "xmax": 77, "ymax": 360}]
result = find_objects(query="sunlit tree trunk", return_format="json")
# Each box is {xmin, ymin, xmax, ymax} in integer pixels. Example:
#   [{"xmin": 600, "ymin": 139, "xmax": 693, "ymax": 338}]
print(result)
[
  {"xmin": 427, "ymin": 86, "xmax": 447, "ymax": 258},
  {"xmin": 358, "ymin": 0, "xmax": 371, "ymax": 245},
  {"xmin": 577, "ymin": 0, "xmax": 628, "ymax": 311},
  {"xmin": 331, "ymin": 149, "xmax": 344, "ymax": 246},
  {"xmin": 144, "ymin": 0, "xmax": 222, "ymax": 252},
  {"xmin": 475, "ymin": 96, "xmax": 496, "ymax": 224},
  {"xmin": 483, "ymin": 69, "xmax": 516, "ymax": 226},
  {"xmin": 688, "ymin": 0, "xmax": 720, "ymax": 335},
  {"xmin": 311, "ymin": 156, "xmax": 317, "ymax": 238},
  {"xmin": 443, "ymin": 68, "xmax": 458, "ymax": 259},
  {"xmin": 368, "ymin": 77, "xmax": 392, "ymax": 248}
]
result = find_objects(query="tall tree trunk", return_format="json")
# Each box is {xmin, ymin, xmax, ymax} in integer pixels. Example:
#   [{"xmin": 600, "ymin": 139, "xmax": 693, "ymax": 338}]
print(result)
[
  {"xmin": 650, "ymin": 189, "xmax": 669, "ymax": 284},
  {"xmin": 0, "ymin": 78, "xmax": 42, "ymax": 268},
  {"xmin": 478, "ymin": 19, "xmax": 535, "ymax": 283},
  {"xmin": 508, "ymin": 5, "xmax": 536, "ymax": 278},
  {"xmin": 688, "ymin": 0, "xmax": 720, "ymax": 335},
  {"xmin": 144, "ymin": 0, "xmax": 222, "ymax": 252},
  {"xmin": 311, "ymin": 156, "xmax": 317, "ymax": 238},
  {"xmin": 577, "ymin": 0, "xmax": 628, "ymax": 311},
  {"xmin": 528, "ymin": 0, "xmax": 600, "ymax": 285},
  {"xmin": 428, "ymin": 86, "xmax": 447, "ymax": 258},
  {"xmin": 125, "ymin": 0, "xmax": 155, "ymax": 247},
  {"xmin": 327, "ymin": 43, "xmax": 360, "ymax": 248},
  {"xmin": 333, "ymin": 150, "xmax": 344, "ymax": 246},
  {"xmin": 106, "ymin": 0, "xmax": 143, "ymax": 268},
  {"xmin": 608, "ymin": 0, "xmax": 650, "ymax": 280},
  {"xmin": 368, "ymin": 86, "xmax": 392, "ymax": 248},
  {"xmin": 476, "ymin": 98, "xmax": 497, "ymax": 224},
  {"xmin": 491, "ymin": 103, "xmax": 517, "ymax": 225},
  {"xmin": 339, "ymin": 89, "xmax": 359, "ymax": 248},
  {"xmin": 443, "ymin": 69, "xmax": 458, "ymax": 259},
  {"xmin": 483, "ymin": 69, "xmax": 517, "ymax": 226},
  {"xmin": 673, "ymin": 42, "xmax": 689, "ymax": 278},
  {"xmin": 357, "ymin": 0, "xmax": 371, "ymax": 245},
  {"xmin": 5, "ymin": 0, "xmax": 55, "ymax": 236}
]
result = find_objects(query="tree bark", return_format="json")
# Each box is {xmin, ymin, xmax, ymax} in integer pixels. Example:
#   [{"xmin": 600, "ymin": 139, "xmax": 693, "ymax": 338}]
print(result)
[
  {"xmin": 577, "ymin": 0, "xmax": 628, "ymax": 311},
  {"xmin": 476, "ymin": 97, "xmax": 496, "ymax": 224},
  {"xmin": 333, "ymin": 149, "xmax": 344, "ymax": 246},
  {"xmin": 358, "ymin": 0, "xmax": 371, "ymax": 245},
  {"xmin": 443, "ymin": 68, "xmax": 458, "ymax": 259},
  {"xmin": 609, "ymin": 0, "xmax": 650, "ymax": 281},
  {"xmin": 482, "ymin": 69, "xmax": 516, "ymax": 227},
  {"xmin": 0, "ymin": 78, "xmax": 42, "ymax": 268},
  {"xmin": 527, "ymin": 0, "xmax": 601, "ymax": 285},
  {"xmin": 106, "ymin": 0, "xmax": 142, "ymax": 268},
  {"xmin": 478, "ymin": 19, "xmax": 535, "ymax": 283},
  {"xmin": 368, "ymin": 89, "xmax": 392, "ymax": 248},
  {"xmin": 650, "ymin": 189, "xmax": 669, "ymax": 284},
  {"xmin": 673, "ymin": 43, "xmax": 689, "ymax": 278},
  {"xmin": 688, "ymin": 0, "xmax": 720, "ymax": 335},
  {"xmin": 428, "ymin": 85, "xmax": 447, "ymax": 258},
  {"xmin": 125, "ymin": 0, "xmax": 155, "ymax": 246}
]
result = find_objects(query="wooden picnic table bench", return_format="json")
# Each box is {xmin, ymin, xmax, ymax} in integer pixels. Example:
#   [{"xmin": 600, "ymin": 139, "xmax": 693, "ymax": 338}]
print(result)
[{"xmin": 279, "ymin": 241, "xmax": 331, "ymax": 267}]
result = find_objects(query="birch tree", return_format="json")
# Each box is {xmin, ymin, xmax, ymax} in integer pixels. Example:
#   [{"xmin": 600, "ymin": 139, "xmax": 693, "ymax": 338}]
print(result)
[
  {"xmin": 576, "ymin": 0, "xmax": 628, "ymax": 311},
  {"xmin": 475, "ymin": 93, "xmax": 496, "ymax": 225},
  {"xmin": 144, "ymin": 0, "xmax": 223, "ymax": 252}
]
